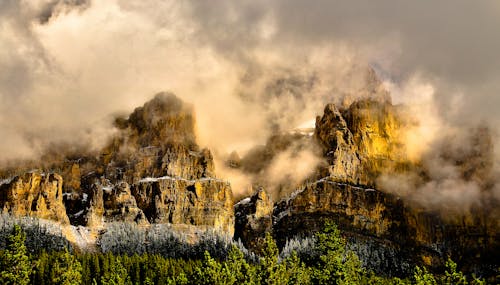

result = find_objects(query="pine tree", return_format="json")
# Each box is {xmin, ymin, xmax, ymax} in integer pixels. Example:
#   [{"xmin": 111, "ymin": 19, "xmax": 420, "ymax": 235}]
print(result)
[
  {"xmin": 311, "ymin": 221, "xmax": 345, "ymax": 284},
  {"xmin": 80, "ymin": 254, "xmax": 92, "ymax": 285},
  {"xmin": 51, "ymin": 249, "xmax": 83, "ymax": 285},
  {"xmin": 0, "ymin": 224, "xmax": 32, "ymax": 285},
  {"xmin": 413, "ymin": 266, "xmax": 437, "ymax": 285},
  {"xmin": 257, "ymin": 233, "xmax": 287, "ymax": 285},
  {"xmin": 224, "ymin": 244, "xmax": 256, "ymax": 285},
  {"xmin": 283, "ymin": 251, "xmax": 310, "ymax": 285},
  {"xmin": 101, "ymin": 257, "xmax": 131, "ymax": 285},
  {"xmin": 311, "ymin": 220, "xmax": 366, "ymax": 285},
  {"xmin": 195, "ymin": 251, "xmax": 226, "ymax": 285},
  {"xmin": 34, "ymin": 251, "xmax": 49, "ymax": 285}
]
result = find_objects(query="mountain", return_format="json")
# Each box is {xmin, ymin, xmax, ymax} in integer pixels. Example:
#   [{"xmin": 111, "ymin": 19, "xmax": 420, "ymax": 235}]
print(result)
[
  {"xmin": 0, "ymin": 91, "xmax": 498, "ymax": 277},
  {"xmin": 236, "ymin": 99, "xmax": 499, "ymax": 276},
  {"xmin": 0, "ymin": 93, "xmax": 234, "ymax": 247}
]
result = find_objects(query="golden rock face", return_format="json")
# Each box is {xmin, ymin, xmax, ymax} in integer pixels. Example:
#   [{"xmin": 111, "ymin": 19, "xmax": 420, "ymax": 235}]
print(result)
[
  {"xmin": 0, "ymin": 93, "xmax": 235, "ymax": 238},
  {"xmin": 315, "ymin": 99, "xmax": 413, "ymax": 187},
  {"xmin": 132, "ymin": 177, "xmax": 234, "ymax": 235},
  {"xmin": 0, "ymin": 172, "xmax": 69, "ymax": 224},
  {"xmin": 269, "ymin": 98, "xmax": 499, "ymax": 275},
  {"xmin": 77, "ymin": 93, "xmax": 234, "ymax": 234}
]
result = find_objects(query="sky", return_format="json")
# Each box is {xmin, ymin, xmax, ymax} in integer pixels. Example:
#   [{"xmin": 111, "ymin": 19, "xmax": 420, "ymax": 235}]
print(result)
[{"xmin": 0, "ymin": 0, "xmax": 499, "ymax": 169}]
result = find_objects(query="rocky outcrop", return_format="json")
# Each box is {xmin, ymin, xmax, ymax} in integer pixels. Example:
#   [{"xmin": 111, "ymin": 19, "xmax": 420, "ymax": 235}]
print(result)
[
  {"xmin": 234, "ymin": 188, "xmax": 273, "ymax": 251},
  {"xmin": 131, "ymin": 177, "xmax": 233, "ymax": 234},
  {"xmin": 263, "ymin": 100, "xmax": 498, "ymax": 275},
  {"xmin": 231, "ymin": 98, "xmax": 498, "ymax": 276},
  {"xmin": 0, "ymin": 172, "xmax": 69, "ymax": 224},
  {"xmin": 1, "ymin": 87, "xmax": 498, "ymax": 278},
  {"xmin": 272, "ymin": 178, "xmax": 499, "ymax": 275},
  {"xmin": 98, "ymin": 93, "xmax": 214, "ymax": 184},
  {"xmin": 315, "ymin": 100, "xmax": 410, "ymax": 186},
  {"xmin": 315, "ymin": 103, "xmax": 361, "ymax": 184},
  {"xmin": 101, "ymin": 182, "xmax": 149, "ymax": 225},
  {"xmin": 73, "ymin": 93, "xmax": 234, "ymax": 233},
  {"xmin": 0, "ymin": 93, "xmax": 235, "ymax": 238}
]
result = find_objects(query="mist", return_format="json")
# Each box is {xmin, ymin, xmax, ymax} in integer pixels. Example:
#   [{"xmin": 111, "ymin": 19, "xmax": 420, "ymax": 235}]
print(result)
[{"xmin": 1, "ymin": 1, "xmax": 499, "ymax": 206}]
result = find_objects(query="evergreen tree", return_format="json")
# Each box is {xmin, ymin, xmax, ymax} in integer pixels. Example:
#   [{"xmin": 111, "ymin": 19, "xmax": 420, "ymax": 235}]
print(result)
[
  {"xmin": 224, "ymin": 244, "xmax": 256, "ymax": 285},
  {"xmin": 51, "ymin": 249, "xmax": 83, "ymax": 285},
  {"xmin": 257, "ymin": 233, "xmax": 287, "ymax": 285},
  {"xmin": 195, "ymin": 251, "xmax": 227, "ymax": 285},
  {"xmin": 33, "ymin": 251, "xmax": 49, "ymax": 285},
  {"xmin": 101, "ymin": 257, "xmax": 131, "ymax": 285},
  {"xmin": 0, "ymin": 224, "xmax": 32, "ymax": 285},
  {"xmin": 413, "ymin": 265, "xmax": 437, "ymax": 285},
  {"xmin": 311, "ymin": 220, "xmax": 366, "ymax": 284},
  {"xmin": 283, "ymin": 251, "xmax": 310, "ymax": 285},
  {"xmin": 442, "ymin": 258, "xmax": 467, "ymax": 285}
]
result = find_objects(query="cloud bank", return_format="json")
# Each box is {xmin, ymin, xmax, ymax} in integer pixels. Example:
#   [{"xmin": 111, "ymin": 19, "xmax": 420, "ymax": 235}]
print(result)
[{"xmin": 0, "ymin": 0, "xmax": 499, "ymax": 205}]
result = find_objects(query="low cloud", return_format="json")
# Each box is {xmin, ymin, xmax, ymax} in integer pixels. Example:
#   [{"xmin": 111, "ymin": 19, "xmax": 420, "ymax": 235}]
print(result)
[{"xmin": 0, "ymin": 1, "xmax": 499, "ymax": 211}]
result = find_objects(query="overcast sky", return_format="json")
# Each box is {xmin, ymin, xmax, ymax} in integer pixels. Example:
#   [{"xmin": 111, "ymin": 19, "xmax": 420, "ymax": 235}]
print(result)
[{"xmin": 1, "ymin": 0, "xmax": 499, "ymax": 162}]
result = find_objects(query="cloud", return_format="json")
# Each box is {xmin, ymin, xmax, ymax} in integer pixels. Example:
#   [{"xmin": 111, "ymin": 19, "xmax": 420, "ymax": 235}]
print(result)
[{"xmin": 0, "ymin": 0, "xmax": 499, "ymax": 207}]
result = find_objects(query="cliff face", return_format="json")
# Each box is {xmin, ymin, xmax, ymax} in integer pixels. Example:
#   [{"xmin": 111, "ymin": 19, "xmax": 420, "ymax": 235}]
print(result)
[
  {"xmin": 132, "ymin": 177, "xmax": 233, "ymax": 234},
  {"xmin": 0, "ymin": 172, "xmax": 69, "ymax": 224},
  {"xmin": 234, "ymin": 188, "xmax": 273, "ymax": 252},
  {"xmin": 79, "ymin": 93, "xmax": 233, "ymax": 232},
  {"xmin": 268, "ymin": 100, "xmax": 499, "ymax": 275},
  {"xmin": 315, "ymin": 100, "xmax": 409, "ymax": 186},
  {"xmin": 0, "ymin": 93, "xmax": 234, "ymax": 238},
  {"xmin": 232, "ymin": 98, "xmax": 498, "ymax": 276},
  {"xmin": 0, "ymin": 89, "xmax": 498, "ymax": 276}
]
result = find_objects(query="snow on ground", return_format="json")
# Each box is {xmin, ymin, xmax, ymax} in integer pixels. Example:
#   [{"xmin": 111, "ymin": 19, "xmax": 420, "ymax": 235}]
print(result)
[
  {"xmin": 0, "ymin": 177, "xmax": 13, "ymax": 186},
  {"xmin": 235, "ymin": 197, "xmax": 251, "ymax": 206},
  {"xmin": 138, "ymin": 176, "xmax": 227, "ymax": 184}
]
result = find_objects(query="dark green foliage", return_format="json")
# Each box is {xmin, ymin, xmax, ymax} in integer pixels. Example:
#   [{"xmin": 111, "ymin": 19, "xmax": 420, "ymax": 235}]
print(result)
[
  {"xmin": 257, "ymin": 233, "xmax": 286, "ymax": 284},
  {"xmin": 0, "ymin": 224, "xmax": 32, "ymax": 285},
  {"xmin": 100, "ymin": 257, "xmax": 131, "ymax": 285},
  {"xmin": 0, "ymin": 222, "xmax": 495, "ymax": 284},
  {"xmin": 281, "ymin": 251, "xmax": 310, "ymax": 285},
  {"xmin": 309, "ymin": 221, "xmax": 366, "ymax": 284},
  {"xmin": 225, "ymin": 245, "xmax": 257, "ymax": 285},
  {"xmin": 50, "ymin": 249, "xmax": 83, "ymax": 285}
]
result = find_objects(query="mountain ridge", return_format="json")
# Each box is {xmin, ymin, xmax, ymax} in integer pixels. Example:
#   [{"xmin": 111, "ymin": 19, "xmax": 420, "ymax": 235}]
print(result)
[{"xmin": 0, "ymin": 91, "xmax": 498, "ymax": 277}]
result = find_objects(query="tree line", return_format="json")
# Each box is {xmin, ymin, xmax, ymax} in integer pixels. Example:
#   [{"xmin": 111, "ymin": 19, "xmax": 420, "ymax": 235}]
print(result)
[{"xmin": 0, "ymin": 222, "xmax": 495, "ymax": 285}]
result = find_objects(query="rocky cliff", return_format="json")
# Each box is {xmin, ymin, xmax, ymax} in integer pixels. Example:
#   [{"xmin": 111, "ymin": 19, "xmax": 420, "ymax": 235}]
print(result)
[
  {"xmin": 0, "ymin": 93, "xmax": 234, "ymax": 242},
  {"xmin": 272, "ymin": 179, "xmax": 498, "ymax": 275},
  {"xmin": 315, "ymin": 99, "xmax": 410, "ymax": 186},
  {"xmin": 234, "ymin": 99, "xmax": 499, "ymax": 275},
  {"xmin": 0, "ymin": 90, "xmax": 498, "ymax": 277},
  {"xmin": 0, "ymin": 172, "xmax": 69, "ymax": 224},
  {"xmin": 229, "ymin": 97, "xmax": 498, "ymax": 276},
  {"xmin": 234, "ymin": 188, "xmax": 273, "ymax": 252}
]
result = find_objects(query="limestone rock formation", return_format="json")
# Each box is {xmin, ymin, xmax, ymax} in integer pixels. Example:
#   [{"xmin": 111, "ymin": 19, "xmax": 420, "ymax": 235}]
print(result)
[
  {"xmin": 315, "ymin": 99, "xmax": 411, "ymax": 186},
  {"xmin": 1, "ymin": 87, "xmax": 498, "ymax": 277},
  {"xmin": 233, "ymin": 97, "xmax": 498, "ymax": 276},
  {"xmin": 132, "ymin": 177, "xmax": 233, "ymax": 234},
  {"xmin": 272, "ymin": 178, "xmax": 498, "ymax": 275},
  {"xmin": 267, "ymin": 99, "xmax": 499, "ymax": 275},
  {"xmin": 234, "ymin": 188, "xmax": 273, "ymax": 251},
  {"xmin": 101, "ymin": 182, "xmax": 148, "ymax": 225},
  {"xmin": 0, "ymin": 93, "xmax": 234, "ymax": 238},
  {"xmin": 315, "ymin": 103, "xmax": 361, "ymax": 184},
  {"xmin": 76, "ymin": 93, "xmax": 234, "ymax": 232},
  {"xmin": 0, "ymin": 172, "xmax": 69, "ymax": 224}
]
